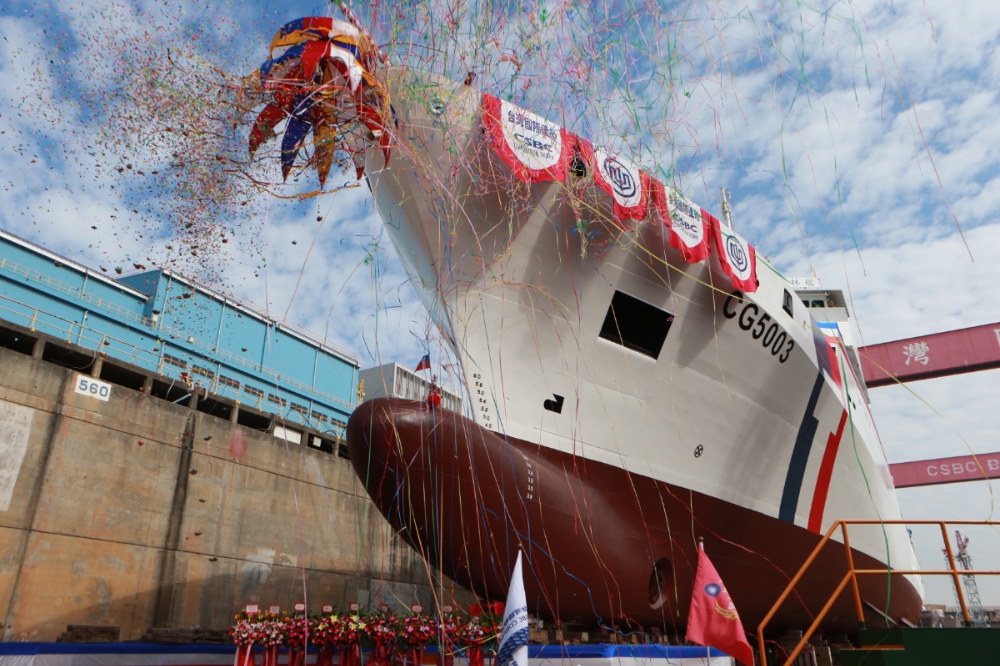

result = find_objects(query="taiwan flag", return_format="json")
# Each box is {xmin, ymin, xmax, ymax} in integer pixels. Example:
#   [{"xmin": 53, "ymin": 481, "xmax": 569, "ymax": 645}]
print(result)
[
  {"xmin": 686, "ymin": 543, "xmax": 755, "ymax": 666},
  {"xmin": 414, "ymin": 354, "xmax": 431, "ymax": 372}
]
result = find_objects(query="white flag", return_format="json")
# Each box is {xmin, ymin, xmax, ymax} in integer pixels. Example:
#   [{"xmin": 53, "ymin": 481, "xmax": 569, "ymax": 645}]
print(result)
[{"xmin": 496, "ymin": 552, "xmax": 528, "ymax": 666}]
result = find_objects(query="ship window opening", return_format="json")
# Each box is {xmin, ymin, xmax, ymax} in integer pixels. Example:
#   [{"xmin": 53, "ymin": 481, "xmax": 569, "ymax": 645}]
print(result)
[
  {"xmin": 647, "ymin": 557, "xmax": 675, "ymax": 610},
  {"xmin": 543, "ymin": 394, "xmax": 564, "ymax": 414},
  {"xmin": 811, "ymin": 300, "xmax": 826, "ymax": 308},
  {"xmin": 599, "ymin": 291, "xmax": 673, "ymax": 359},
  {"xmin": 801, "ymin": 299, "xmax": 810, "ymax": 308},
  {"xmin": 782, "ymin": 289, "xmax": 794, "ymax": 317}
]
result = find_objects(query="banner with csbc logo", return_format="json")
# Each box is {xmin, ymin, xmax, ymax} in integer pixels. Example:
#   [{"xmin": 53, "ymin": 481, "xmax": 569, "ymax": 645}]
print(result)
[
  {"xmin": 650, "ymin": 180, "xmax": 711, "ymax": 263},
  {"xmin": 481, "ymin": 94, "xmax": 574, "ymax": 183}
]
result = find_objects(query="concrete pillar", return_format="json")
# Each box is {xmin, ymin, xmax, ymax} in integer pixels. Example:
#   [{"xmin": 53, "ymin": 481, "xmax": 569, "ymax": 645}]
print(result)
[
  {"xmin": 141, "ymin": 375, "xmax": 153, "ymax": 394},
  {"xmin": 31, "ymin": 339, "xmax": 44, "ymax": 359},
  {"xmin": 152, "ymin": 412, "xmax": 197, "ymax": 628},
  {"xmin": 230, "ymin": 403, "xmax": 239, "ymax": 424},
  {"xmin": 188, "ymin": 388, "xmax": 199, "ymax": 411},
  {"xmin": 90, "ymin": 355, "xmax": 103, "ymax": 378}
]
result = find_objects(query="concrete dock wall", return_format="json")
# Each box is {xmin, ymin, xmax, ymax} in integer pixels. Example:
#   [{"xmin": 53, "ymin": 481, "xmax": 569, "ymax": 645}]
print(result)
[{"xmin": 0, "ymin": 346, "xmax": 466, "ymax": 642}]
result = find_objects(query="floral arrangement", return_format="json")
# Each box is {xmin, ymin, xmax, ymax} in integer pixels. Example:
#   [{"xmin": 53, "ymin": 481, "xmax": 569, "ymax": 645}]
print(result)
[
  {"xmin": 311, "ymin": 613, "xmax": 341, "ymax": 650},
  {"xmin": 457, "ymin": 605, "xmax": 501, "ymax": 647},
  {"xmin": 337, "ymin": 613, "xmax": 369, "ymax": 646},
  {"xmin": 365, "ymin": 611, "xmax": 399, "ymax": 666},
  {"xmin": 284, "ymin": 615, "xmax": 311, "ymax": 649},
  {"xmin": 367, "ymin": 611, "xmax": 399, "ymax": 649},
  {"xmin": 228, "ymin": 604, "xmax": 509, "ymax": 666},
  {"xmin": 399, "ymin": 613, "xmax": 439, "ymax": 648},
  {"xmin": 229, "ymin": 609, "xmax": 285, "ymax": 647}
]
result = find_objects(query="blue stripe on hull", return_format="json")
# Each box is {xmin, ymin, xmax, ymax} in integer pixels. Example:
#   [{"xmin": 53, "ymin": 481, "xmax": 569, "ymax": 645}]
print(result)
[{"xmin": 779, "ymin": 372, "xmax": 825, "ymax": 523}]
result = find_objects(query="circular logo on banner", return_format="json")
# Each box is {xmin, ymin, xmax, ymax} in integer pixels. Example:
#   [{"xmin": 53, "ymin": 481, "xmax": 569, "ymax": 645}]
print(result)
[
  {"xmin": 705, "ymin": 583, "xmax": 722, "ymax": 597},
  {"xmin": 725, "ymin": 235, "xmax": 749, "ymax": 273},
  {"xmin": 602, "ymin": 156, "xmax": 636, "ymax": 199}
]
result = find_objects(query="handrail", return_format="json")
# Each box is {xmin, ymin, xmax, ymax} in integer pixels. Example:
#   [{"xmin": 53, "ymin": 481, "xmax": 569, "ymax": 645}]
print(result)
[
  {"xmin": 0, "ymin": 255, "xmax": 359, "ymax": 368},
  {"xmin": 757, "ymin": 519, "xmax": 1000, "ymax": 666},
  {"xmin": 0, "ymin": 292, "xmax": 353, "ymax": 412}
]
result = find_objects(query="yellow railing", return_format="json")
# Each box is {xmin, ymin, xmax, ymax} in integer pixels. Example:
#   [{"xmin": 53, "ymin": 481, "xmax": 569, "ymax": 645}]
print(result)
[{"xmin": 757, "ymin": 519, "xmax": 1000, "ymax": 666}]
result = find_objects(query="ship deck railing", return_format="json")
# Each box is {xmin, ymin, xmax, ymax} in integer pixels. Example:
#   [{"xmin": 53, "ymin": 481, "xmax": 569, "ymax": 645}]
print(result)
[{"xmin": 757, "ymin": 518, "xmax": 1000, "ymax": 666}]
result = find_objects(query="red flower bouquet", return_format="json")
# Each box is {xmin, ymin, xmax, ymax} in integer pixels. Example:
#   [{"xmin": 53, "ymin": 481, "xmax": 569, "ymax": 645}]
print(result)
[{"xmin": 399, "ymin": 614, "xmax": 439, "ymax": 666}]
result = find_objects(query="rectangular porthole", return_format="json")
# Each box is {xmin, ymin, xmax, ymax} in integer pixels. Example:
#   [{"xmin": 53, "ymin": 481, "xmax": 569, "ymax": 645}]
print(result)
[
  {"xmin": 783, "ymin": 289, "xmax": 794, "ymax": 316},
  {"xmin": 598, "ymin": 291, "xmax": 673, "ymax": 359}
]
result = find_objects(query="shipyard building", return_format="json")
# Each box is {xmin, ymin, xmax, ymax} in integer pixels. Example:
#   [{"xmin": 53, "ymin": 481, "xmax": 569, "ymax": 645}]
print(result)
[{"xmin": 0, "ymin": 229, "xmax": 470, "ymax": 642}]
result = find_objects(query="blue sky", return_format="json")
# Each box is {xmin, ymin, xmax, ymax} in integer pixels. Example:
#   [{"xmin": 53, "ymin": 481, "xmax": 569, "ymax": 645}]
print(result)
[{"xmin": 3, "ymin": 0, "xmax": 1000, "ymax": 604}]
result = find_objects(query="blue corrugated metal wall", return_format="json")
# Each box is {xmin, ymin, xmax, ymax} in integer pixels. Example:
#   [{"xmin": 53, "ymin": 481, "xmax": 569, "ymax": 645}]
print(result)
[{"xmin": 0, "ymin": 230, "xmax": 358, "ymax": 436}]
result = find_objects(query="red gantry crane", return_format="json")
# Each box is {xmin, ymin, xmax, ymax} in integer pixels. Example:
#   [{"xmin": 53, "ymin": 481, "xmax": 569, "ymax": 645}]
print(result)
[{"xmin": 856, "ymin": 322, "xmax": 1000, "ymax": 489}]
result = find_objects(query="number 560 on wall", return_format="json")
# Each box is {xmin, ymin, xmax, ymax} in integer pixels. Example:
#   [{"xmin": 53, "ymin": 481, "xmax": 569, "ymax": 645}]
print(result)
[{"xmin": 75, "ymin": 374, "xmax": 111, "ymax": 402}]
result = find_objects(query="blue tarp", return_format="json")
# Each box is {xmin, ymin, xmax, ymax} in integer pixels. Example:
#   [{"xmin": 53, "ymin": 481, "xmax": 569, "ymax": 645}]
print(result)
[
  {"xmin": 0, "ymin": 644, "xmax": 728, "ymax": 660},
  {"xmin": 528, "ymin": 644, "xmax": 728, "ymax": 659}
]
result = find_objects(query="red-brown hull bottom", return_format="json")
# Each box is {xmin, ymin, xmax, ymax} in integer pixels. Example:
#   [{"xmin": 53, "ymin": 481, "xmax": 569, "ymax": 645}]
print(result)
[{"xmin": 347, "ymin": 398, "xmax": 921, "ymax": 635}]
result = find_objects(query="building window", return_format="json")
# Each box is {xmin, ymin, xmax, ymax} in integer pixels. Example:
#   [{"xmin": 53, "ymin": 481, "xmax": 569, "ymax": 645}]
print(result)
[
  {"xmin": 310, "ymin": 411, "xmax": 329, "ymax": 423},
  {"xmin": 598, "ymin": 290, "xmax": 673, "ymax": 359},
  {"xmin": 163, "ymin": 354, "xmax": 188, "ymax": 369},
  {"xmin": 244, "ymin": 385, "xmax": 264, "ymax": 400},
  {"xmin": 219, "ymin": 376, "xmax": 240, "ymax": 390},
  {"xmin": 267, "ymin": 394, "xmax": 287, "ymax": 407},
  {"xmin": 192, "ymin": 365, "xmax": 215, "ymax": 380},
  {"xmin": 290, "ymin": 403, "xmax": 309, "ymax": 415}
]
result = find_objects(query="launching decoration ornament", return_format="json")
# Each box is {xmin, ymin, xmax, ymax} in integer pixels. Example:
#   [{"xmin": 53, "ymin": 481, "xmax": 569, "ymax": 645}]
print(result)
[
  {"xmin": 247, "ymin": 15, "xmax": 393, "ymax": 186},
  {"xmin": 246, "ymin": 13, "xmax": 760, "ymax": 292}
]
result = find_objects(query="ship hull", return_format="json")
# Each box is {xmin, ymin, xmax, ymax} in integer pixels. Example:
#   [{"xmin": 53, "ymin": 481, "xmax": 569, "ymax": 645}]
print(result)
[
  {"xmin": 348, "ymin": 397, "xmax": 921, "ymax": 633},
  {"xmin": 349, "ymin": 69, "xmax": 923, "ymax": 634}
]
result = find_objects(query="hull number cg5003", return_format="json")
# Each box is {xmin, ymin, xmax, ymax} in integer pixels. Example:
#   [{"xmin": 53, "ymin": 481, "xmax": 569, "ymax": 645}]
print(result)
[{"xmin": 723, "ymin": 291, "xmax": 794, "ymax": 363}]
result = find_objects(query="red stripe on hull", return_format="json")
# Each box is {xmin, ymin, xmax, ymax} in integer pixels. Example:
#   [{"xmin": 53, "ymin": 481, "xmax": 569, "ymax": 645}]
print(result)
[
  {"xmin": 347, "ymin": 398, "xmax": 920, "ymax": 635},
  {"xmin": 808, "ymin": 410, "xmax": 849, "ymax": 534}
]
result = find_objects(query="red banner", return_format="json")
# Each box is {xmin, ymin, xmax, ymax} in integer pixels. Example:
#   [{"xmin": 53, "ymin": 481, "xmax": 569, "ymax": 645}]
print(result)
[
  {"xmin": 711, "ymin": 219, "xmax": 759, "ymax": 293},
  {"xmin": 481, "ymin": 94, "xmax": 574, "ymax": 183},
  {"xmin": 650, "ymin": 180, "xmax": 711, "ymax": 263},
  {"xmin": 578, "ymin": 138, "xmax": 649, "ymax": 226}
]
